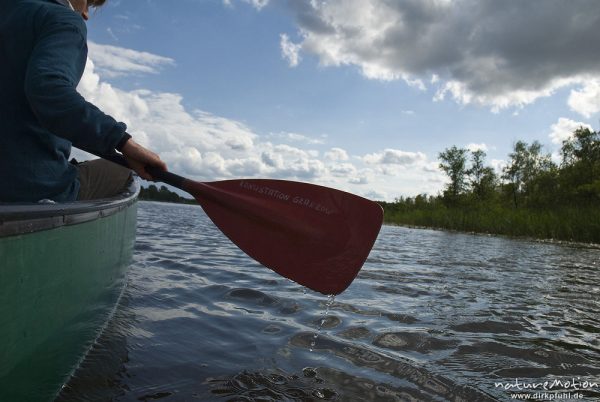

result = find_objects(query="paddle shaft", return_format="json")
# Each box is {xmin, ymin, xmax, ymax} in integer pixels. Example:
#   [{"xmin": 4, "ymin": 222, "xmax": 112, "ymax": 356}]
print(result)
[
  {"xmin": 100, "ymin": 153, "xmax": 280, "ymax": 226},
  {"xmin": 101, "ymin": 152, "xmax": 185, "ymax": 190}
]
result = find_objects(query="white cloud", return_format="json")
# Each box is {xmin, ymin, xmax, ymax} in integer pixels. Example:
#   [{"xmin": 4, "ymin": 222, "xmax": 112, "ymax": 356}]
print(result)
[
  {"xmin": 278, "ymin": 131, "xmax": 325, "ymax": 145},
  {"xmin": 76, "ymin": 42, "xmax": 446, "ymax": 201},
  {"xmin": 106, "ymin": 28, "xmax": 119, "ymax": 42},
  {"xmin": 245, "ymin": 0, "xmax": 269, "ymax": 9},
  {"xmin": 329, "ymin": 162, "xmax": 357, "ymax": 176},
  {"xmin": 549, "ymin": 117, "xmax": 593, "ymax": 145},
  {"xmin": 281, "ymin": 0, "xmax": 600, "ymax": 112},
  {"xmin": 364, "ymin": 190, "xmax": 387, "ymax": 201},
  {"xmin": 223, "ymin": 0, "xmax": 268, "ymax": 9},
  {"xmin": 466, "ymin": 143, "xmax": 488, "ymax": 152},
  {"xmin": 568, "ymin": 79, "xmax": 600, "ymax": 118},
  {"xmin": 349, "ymin": 176, "xmax": 368, "ymax": 185},
  {"xmin": 422, "ymin": 161, "xmax": 440, "ymax": 173},
  {"xmin": 434, "ymin": 78, "xmax": 576, "ymax": 113},
  {"xmin": 363, "ymin": 149, "xmax": 426, "ymax": 165},
  {"xmin": 87, "ymin": 42, "xmax": 175, "ymax": 78},
  {"xmin": 77, "ymin": 55, "xmax": 261, "ymax": 180},
  {"xmin": 354, "ymin": 148, "xmax": 445, "ymax": 198},
  {"xmin": 227, "ymin": 157, "xmax": 264, "ymax": 176},
  {"xmin": 260, "ymin": 149, "xmax": 283, "ymax": 169},
  {"xmin": 78, "ymin": 60, "xmax": 150, "ymax": 125},
  {"xmin": 490, "ymin": 159, "xmax": 507, "ymax": 175},
  {"xmin": 280, "ymin": 34, "xmax": 302, "ymax": 67},
  {"xmin": 223, "ymin": 0, "xmax": 269, "ymax": 9},
  {"xmin": 324, "ymin": 147, "xmax": 349, "ymax": 161}
]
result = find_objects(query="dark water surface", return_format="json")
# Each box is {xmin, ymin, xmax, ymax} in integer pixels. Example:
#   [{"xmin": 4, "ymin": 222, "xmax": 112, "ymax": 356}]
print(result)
[{"xmin": 58, "ymin": 201, "xmax": 600, "ymax": 401}]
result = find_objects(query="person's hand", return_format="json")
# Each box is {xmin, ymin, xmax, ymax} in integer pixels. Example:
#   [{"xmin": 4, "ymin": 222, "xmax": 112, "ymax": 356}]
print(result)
[{"xmin": 121, "ymin": 139, "xmax": 167, "ymax": 181}]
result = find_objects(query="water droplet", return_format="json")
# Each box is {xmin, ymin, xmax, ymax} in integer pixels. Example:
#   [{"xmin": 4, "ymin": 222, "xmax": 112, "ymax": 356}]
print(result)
[{"xmin": 310, "ymin": 294, "xmax": 336, "ymax": 351}]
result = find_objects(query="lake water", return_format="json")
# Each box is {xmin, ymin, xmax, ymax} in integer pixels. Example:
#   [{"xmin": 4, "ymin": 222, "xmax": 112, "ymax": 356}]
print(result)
[{"xmin": 57, "ymin": 201, "xmax": 600, "ymax": 401}]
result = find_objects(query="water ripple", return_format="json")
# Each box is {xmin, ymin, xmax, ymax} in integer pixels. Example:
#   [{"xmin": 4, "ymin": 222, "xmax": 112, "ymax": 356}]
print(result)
[{"xmin": 58, "ymin": 202, "xmax": 600, "ymax": 401}]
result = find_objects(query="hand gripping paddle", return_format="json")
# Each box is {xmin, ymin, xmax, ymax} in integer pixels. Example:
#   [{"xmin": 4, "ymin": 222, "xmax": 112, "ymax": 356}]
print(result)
[{"xmin": 105, "ymin": 154, "xmax": 383, "ymax": 295}]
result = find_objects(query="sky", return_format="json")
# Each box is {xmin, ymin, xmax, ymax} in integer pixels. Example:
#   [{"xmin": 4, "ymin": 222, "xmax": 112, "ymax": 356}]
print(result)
[{"xmin": 75, "ymin": 0, "xmax": 600, "ymax": 201}]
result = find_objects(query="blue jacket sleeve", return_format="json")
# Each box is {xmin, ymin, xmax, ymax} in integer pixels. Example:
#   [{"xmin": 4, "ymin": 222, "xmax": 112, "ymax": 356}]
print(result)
[{"xmin": 24, "ymin": 9, "xmax": 126, "ymax": 156}]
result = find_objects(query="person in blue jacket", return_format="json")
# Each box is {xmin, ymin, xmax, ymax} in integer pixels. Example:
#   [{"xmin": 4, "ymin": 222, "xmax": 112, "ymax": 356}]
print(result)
[{"xmin": 0, "ymin": 0, "xmax": 167, "ymax": 203}]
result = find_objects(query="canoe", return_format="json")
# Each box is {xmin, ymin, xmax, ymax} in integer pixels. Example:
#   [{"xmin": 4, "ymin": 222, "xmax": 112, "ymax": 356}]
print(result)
[{"xmin": 0, "ymin": 181, "xmax": 139, "ymax": 402}]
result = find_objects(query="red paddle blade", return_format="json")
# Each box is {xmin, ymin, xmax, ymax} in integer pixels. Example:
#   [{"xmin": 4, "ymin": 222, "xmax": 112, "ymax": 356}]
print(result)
[{"xmin": 183, "ymin": 179, "xmax": 383, "ymax": 295}]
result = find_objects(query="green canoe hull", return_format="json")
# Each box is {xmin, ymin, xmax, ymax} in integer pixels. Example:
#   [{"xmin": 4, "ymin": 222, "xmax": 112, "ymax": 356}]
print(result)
[{"xmin": 0, "ymin": 184, "xmax": 139, "ymax": 401}]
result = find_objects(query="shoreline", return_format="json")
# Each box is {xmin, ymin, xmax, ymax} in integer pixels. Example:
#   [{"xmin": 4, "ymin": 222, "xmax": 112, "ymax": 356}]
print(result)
[
  {"xmin": 138, "ymin": 187, "xmax": 600, "ymax": 248},
  {"xmin": 383, "ymin": 220, "xmax": 600, "ymax": 249}
]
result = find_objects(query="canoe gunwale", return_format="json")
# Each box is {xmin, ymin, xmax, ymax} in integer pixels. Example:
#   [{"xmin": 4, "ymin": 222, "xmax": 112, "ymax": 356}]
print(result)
[{"xmin": 0, "ymin": 180, "xmax": 140, "ymax": 238}]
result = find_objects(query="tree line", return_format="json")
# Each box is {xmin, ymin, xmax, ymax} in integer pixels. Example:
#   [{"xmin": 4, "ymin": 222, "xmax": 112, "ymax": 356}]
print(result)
[
  {"xmin": 139, "ymin": 184, "xmax": 196, "ymax": 204},
  {"xmin": 380, "ymin": 127, "xmax": 600, "ymax": 243}
]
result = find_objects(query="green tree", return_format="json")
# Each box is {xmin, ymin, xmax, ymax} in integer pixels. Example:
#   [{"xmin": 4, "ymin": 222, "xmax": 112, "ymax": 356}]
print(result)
[
  {"xmin": 467, "ymin": 149, "xmax": 497, "ymax": 201},
  {"xmin": 439, "ymin": 146, "xmax": 468, "ymax": 203},
  {"xmin": 560, "ymin": 127, "xmax": 600, "ymax": 203},
  {"xmin": 561, "ymin": 127, "xmax": 600, "ymax": 168},
  {"xmin": 381, "ymin": 131, "xmax": 600, "ymax": 243},
  {"xmin": 502, "ymin": 141, "xmax": 553, "ymax": 208}
]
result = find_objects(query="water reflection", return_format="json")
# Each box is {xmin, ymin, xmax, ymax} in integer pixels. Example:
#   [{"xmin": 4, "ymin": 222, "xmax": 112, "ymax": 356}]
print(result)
[
  {"xmin": 59, "ymin": 202, "xmax": 600, "ymax": 401},
  {"xmin": 206, "ymin": 369, "xmax": 338, "ymax": 401}
]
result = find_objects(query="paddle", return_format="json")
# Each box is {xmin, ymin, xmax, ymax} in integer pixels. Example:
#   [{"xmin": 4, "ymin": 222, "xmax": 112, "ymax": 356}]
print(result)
[{"xmin": 102, "ymin": 153, "xmax": 383, "ymax": 295}]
